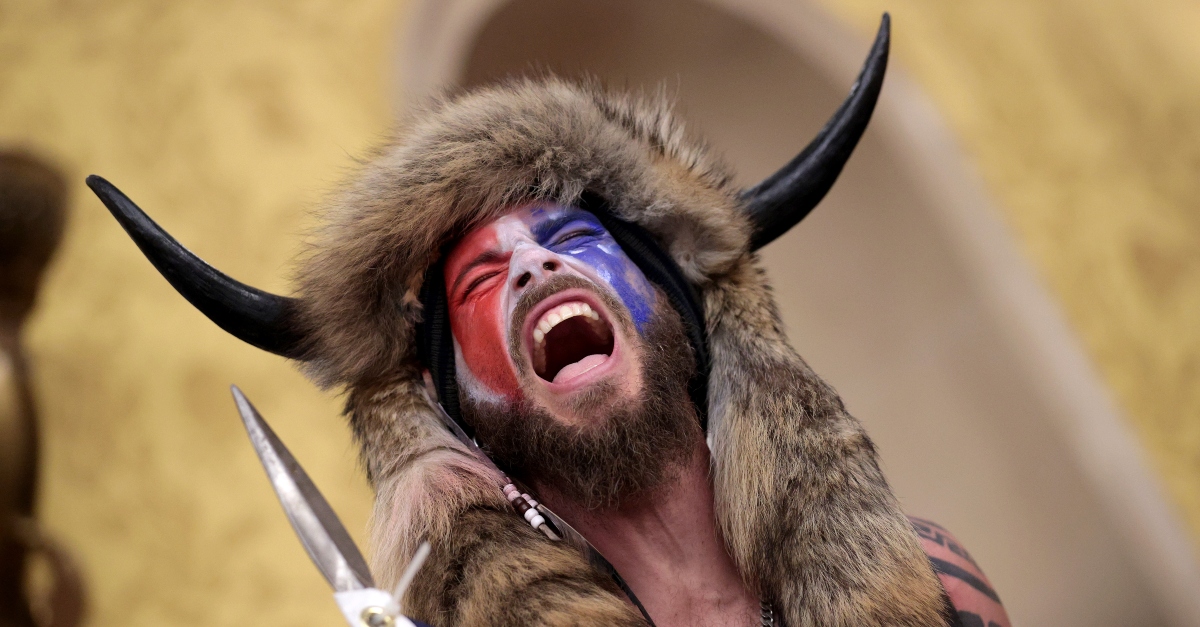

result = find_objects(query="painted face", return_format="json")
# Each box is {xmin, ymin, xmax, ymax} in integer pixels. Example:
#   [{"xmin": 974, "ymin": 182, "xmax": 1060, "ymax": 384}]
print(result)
[{"xmin": 443, "ymin": 204, "xmax": 656, "ymax": 406}]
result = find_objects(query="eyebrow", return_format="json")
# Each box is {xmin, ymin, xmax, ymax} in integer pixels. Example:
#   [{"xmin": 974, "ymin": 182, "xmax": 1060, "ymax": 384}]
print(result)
[
  {"xmin": 530, "ymin": 210, "xmax": 600, "ymax": 243},
  {"xmin": 451, "ymin": 249, "xmax": 508, "ymax": 296}
]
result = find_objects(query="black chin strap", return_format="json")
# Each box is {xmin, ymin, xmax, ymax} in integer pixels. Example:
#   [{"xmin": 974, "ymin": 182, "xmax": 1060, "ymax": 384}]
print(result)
[
  {"xmin": 418, "ymin": 195, "xmax": 711, "ymax": 438},
  {"xmin": 580, "ymin": 193, "xmax": 709, "ymax": 431},
  {"xmin": 417, "ymin": 257, "xmax": 469, "ymax": 438}
]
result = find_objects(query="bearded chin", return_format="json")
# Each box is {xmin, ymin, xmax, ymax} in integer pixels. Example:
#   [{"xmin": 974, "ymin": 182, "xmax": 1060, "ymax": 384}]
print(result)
[{"xmin": 460, "ymin": 297, "xmax": 701, "ymax": 510}]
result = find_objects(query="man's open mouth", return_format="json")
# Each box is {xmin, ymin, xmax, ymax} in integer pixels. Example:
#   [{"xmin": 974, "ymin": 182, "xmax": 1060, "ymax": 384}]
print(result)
[{"xmin": 531, "ymin": 300, "xmax": 615, "ymax": 383}]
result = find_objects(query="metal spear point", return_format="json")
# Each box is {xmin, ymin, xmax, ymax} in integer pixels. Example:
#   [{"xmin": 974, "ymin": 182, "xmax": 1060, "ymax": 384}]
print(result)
[{"xmin": 230, "ymin": 385, "xmax": 429, "ymax": 627}]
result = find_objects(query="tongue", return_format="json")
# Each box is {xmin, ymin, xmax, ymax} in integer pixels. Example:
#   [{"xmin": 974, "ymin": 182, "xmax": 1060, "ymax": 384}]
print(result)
[{"xmin": 551, "ymin": 353, "xmax": 609, "ymax": 384}]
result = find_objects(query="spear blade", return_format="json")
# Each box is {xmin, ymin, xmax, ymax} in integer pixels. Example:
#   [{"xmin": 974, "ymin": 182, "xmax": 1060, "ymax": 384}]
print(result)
[{"xmin": 231, "ymin": 385, "xmax": 374, "ymax": 592}]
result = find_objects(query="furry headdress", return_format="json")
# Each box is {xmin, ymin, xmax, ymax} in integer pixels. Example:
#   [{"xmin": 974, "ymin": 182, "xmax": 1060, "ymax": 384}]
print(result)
[{"xmin": 90, "ymin": 16, "xmax": 953, "ymax": 626}]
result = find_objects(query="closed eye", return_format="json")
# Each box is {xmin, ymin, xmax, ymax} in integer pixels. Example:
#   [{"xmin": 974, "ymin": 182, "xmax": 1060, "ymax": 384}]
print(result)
[
  {"xmin": 552, "ymin": 228, "xmax": 602, "ymax": 247},
  {"xmin": 461, "ymin": 271, "xmax": 500, "ymax": 300}
]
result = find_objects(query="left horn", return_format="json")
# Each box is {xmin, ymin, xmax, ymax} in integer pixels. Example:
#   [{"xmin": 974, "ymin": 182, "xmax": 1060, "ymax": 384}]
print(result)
[
  {"xmin": 87, "ymin": 175, "xmax": 308, "ymax": 359},
  {"xmin": 741, "ymin": 13, "xmax": 890, "ymax": 250}
]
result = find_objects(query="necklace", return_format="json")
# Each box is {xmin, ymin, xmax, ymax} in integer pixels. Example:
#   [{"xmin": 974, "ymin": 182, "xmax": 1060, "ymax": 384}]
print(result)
[{"xmin": 760, "ymin": 600, "xmax": 777, "ymax": 626}]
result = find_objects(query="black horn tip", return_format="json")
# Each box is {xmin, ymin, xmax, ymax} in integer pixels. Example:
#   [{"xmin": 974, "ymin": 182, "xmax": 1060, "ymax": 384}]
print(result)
[
  {"xmin": 742, "ymin": 12, "xmax": 891, "ymax": 251},
  {"xmin": 86, "ymin": 175, "xmax": 310, "ymax": 360},
  {"xmin": 86, "ymin": 175, "xmax": 125, "ymax": 209}
]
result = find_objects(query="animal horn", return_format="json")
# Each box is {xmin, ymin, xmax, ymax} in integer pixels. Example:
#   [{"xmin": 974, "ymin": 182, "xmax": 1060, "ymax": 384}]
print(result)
[
  {"xmin": 741, "ymin": 13, "xmax": 890, "ymax": 250},
  {"xmin": 87, "ymin": 175, "xmax": 308, "ymax": 359}
]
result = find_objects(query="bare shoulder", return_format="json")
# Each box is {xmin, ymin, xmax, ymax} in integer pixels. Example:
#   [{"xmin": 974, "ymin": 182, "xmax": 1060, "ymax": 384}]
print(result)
[{"xmin": 908, "ymin": 516, "xmax": 1012, "ymax": 627}]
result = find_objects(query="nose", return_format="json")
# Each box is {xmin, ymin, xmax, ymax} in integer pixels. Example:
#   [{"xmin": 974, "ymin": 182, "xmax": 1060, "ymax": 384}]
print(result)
[{"xmin": 510, "ymin": 244, "xmax": 561, "ymax": 292}]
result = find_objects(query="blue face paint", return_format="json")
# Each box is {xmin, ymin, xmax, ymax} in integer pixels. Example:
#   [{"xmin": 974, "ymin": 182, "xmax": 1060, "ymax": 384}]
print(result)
[{"xmin": 525, "ymin": 206, "xmax": 656, "ymax": 332}]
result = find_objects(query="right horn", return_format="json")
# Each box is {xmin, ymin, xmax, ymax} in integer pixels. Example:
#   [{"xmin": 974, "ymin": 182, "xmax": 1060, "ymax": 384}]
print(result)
[
  {"xmin": 87, "ymin": 175, "xmax": 308, "ymax": 360},
  {"xmin": 740, "ymin": 13, "xmax": 890, "ymax": 250}
]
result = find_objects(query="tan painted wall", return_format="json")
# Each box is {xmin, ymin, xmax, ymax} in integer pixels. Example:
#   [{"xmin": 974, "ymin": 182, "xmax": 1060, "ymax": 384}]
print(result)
[
  {"xmin": 0, "ymin": 2, "xmax": 401, "ymax": 625},
  {"xmin": 814, "ymin": 0, "xmax": 1200, "ymax": 548},
  {"xmin": 0, "ymin": 0, "xmax": 1196, "ymax": 625}
]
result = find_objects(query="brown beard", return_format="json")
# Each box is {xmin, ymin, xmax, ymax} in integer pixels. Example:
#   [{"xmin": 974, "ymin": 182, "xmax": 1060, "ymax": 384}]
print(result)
[{"xmin": 460, "ymin": 277, "xmax": 700, "ymax": 509}]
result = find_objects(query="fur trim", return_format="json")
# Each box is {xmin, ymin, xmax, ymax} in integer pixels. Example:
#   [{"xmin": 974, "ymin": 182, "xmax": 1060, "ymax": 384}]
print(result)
[
  {"xmin": 706, "ymin": 260, "xmax": 947, "ymax": 626},
  {"xmin": 348, "ymin": 373, "xmax": 642, "ymax": 626},
  {"xmin": 297, "ymin": 78, "xmax": 744, "ymax": 389},
  {"xmin": 298, "ymin": 78, "xmax": 947, "ymax": 626}
]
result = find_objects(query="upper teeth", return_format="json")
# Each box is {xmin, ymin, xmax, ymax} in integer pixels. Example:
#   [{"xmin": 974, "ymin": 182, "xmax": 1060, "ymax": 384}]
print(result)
[{"xmin": 533, "ymin": 301, "xmax": 600, "ymax": 345}]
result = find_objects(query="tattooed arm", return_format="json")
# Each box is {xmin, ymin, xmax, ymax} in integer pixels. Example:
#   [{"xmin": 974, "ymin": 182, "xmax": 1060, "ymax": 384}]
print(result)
[{"xmin": 908, "ymin": 517, "xmax": 1012, "ymax": 627}]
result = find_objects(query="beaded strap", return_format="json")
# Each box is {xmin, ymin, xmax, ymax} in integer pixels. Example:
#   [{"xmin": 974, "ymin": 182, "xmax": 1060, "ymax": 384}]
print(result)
[{"xmin": 502, "ymin": 483, "xmax": 560, "ymax": 540}]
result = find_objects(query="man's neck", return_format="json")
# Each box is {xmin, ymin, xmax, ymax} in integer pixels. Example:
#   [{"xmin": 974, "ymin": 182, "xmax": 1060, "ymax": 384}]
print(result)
[{"xmin": 535, "ymin": 441, "xmax": 760, "ymax": 627}]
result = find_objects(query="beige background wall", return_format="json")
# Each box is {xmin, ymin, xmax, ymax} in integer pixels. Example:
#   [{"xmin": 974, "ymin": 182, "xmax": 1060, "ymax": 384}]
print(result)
[
  {"xmin": 0, "ymin": 1, "xmax": 1197, "ymax": 626},
  {"xmin": 0, "ymin": 2, "xmax": 401, "ymax": 625},
  {"xmin": 817, "ymin": 0, "xmax": 1200, "ymax": 544}
]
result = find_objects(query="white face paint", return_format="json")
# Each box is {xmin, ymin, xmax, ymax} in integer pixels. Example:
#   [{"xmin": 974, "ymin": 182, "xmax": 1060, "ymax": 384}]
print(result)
[{"xmin": 443, "ymin": 204, "xmax": 656, "ymax": 421}]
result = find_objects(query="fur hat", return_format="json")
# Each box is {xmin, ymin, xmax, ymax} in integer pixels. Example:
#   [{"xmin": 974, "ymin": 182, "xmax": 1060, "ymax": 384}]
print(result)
[{"xmin": 90, "ymin": 16, "xmax": 954, "ymax": 626}]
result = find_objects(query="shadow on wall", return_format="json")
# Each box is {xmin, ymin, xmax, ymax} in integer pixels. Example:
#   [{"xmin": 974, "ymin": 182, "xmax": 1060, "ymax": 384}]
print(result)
[{"xmin": 447, "ymin": 0, "xmax": 1165, "ymax": 625}]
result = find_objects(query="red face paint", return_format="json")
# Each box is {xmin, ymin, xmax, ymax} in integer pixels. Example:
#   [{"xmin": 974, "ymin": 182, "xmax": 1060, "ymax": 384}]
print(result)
[
  {"xmin": 444, "ymin": 205, "xmax": 655, "ymax": 401},
  {"xmin": 443, "ymin": 220, "xmax": 521, "ymax": 399}
]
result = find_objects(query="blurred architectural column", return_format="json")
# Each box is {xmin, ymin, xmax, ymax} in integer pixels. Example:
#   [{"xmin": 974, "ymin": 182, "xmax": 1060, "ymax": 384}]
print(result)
[{"xmin": 0, "ymin": 151, "xmax": 83, "ymax": 627}]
